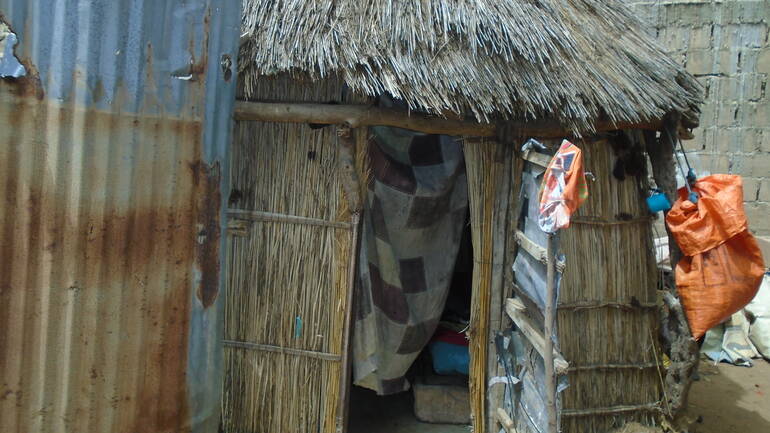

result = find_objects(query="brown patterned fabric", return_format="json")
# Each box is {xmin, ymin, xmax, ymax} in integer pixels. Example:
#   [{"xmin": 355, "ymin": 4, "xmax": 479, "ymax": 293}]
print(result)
[{"xmin": 352, "ymin": 125, "xmax": 467, "ymax": 395}]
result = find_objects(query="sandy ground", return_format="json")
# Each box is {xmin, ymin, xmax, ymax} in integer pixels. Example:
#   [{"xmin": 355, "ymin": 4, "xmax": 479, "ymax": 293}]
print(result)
[{"xmin": 685, "ymin": 358, "xmax": 770, "ymax": 433}]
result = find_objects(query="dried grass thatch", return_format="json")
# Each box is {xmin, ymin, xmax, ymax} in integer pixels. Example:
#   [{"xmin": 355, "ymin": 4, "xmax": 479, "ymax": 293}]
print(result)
[
  {"xmin": 222, "ymin": 78, "xmax": 365, "ymax": 433},
  {"xmin": 240, "ymin": 0, "xmax": 702, "ymax": 132},
  {"xmin": 557, "ymin": 138, "xmax": 662, "ymax": 432}
]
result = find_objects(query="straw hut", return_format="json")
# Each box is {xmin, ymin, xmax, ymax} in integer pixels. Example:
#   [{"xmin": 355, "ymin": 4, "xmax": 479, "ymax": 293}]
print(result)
[{"xmin": 224, "ymin": 2, "xmax": 702, "ymax": 433}]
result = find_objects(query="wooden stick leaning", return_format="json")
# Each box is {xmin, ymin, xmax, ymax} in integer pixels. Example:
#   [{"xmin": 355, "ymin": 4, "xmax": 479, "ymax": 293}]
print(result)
[
  {"xmin": 544, "ymin": 233, "xmax": 558, "ymax": 433},
  {"xmin": 504, "ymin": 298, "xmax": 569, "ymax": 374},
  {"xmin": 496, "ymin": 407, "xmax": 517, "ymax": 433}
]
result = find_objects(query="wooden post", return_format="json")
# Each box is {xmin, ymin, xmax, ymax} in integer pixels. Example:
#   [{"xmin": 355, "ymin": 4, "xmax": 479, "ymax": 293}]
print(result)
[
  {"xmin": 337, "ymin": 212, "xmax": 361, "ymax": 433},
  {"xmin": 336, "ymin": 126, "xmax": 363, "ymax": 433},
  {"xmin": 337, "ymin": 126, "xmax": 362, "ymax": 212},
  {"xmin": 643, "ymin": 114, "xmax": 700, "ymax": 418},
  {"xmin": 487, "ymin": 142, "xmax": 514, "ymax": 432},
  {"xmin": 644, "ymin": 114, "xmax": 682, "ymax": 267},
  {"xmin": 544, "ymin": 233, "xmax": 558, "ymax": 433}
]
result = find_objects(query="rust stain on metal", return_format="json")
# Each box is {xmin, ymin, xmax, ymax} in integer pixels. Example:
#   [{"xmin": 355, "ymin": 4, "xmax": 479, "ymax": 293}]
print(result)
[
  {"xmin": 0, "ymin": 91, "xmax": 208, "ymax": 432},
  {"xmin": 0, "ymin": 3, "xmax": 232, "ymax": 431},
  {"xmin": 191, "ymin": 159, "xmax": 221, "ymax": 308}
]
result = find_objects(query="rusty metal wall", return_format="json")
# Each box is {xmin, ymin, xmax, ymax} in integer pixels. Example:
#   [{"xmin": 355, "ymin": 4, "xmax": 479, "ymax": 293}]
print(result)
[{"xmin": 0, "ymin": 1, "xmax": 240, "ymax": 432}]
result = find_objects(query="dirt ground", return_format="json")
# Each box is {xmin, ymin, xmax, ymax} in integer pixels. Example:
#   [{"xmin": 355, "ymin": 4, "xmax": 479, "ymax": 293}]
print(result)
[
  {"xmin": 348, "ymin": 386, "xmax": 468, "ymax": 433},
  {"xmin": 685, "ymin": 358, "xmax": 770, "ymax": 433},
  {"xmin": 348, "ymin": 359, "xmax": 770, "ymax": 433}
]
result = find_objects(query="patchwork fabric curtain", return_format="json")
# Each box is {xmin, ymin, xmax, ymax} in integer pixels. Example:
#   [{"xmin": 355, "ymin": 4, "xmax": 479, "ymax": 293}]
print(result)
[{"xmin": 352, "ymin": 125, "xmax": 468, "ymax": 394}]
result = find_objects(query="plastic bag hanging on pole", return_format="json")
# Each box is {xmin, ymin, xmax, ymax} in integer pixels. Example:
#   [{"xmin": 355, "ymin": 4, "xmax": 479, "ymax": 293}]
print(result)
[
  {"xmin": 537, "ymin": 140, "xmax": 588, "ymax": 233},
  {"xmin": 666, "ymin": 174, "xmax": 765, "ymax": 339}
]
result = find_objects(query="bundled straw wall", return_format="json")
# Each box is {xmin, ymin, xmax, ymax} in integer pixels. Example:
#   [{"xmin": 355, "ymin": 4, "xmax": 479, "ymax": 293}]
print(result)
[
  {"xmin": 557, "ymin": 138, "xmax": 661, "ymax": 432},
  {"xmin": 465, "ymin": 139, "xmax": 514, "ymax": 433},
  {"xmin": 222, "ymin": 76, "xmax": 366, "ymax": 432}
]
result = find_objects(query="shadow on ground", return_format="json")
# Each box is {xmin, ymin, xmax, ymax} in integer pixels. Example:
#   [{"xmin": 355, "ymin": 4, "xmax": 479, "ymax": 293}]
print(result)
[{"xmin": 348, "ymin": 385, "xmax": 469, "ymax": 433}]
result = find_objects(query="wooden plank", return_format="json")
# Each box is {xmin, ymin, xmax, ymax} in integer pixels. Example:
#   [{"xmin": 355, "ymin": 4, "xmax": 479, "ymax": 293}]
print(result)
[
  {"xmin": 514, "ymin": 230, "xmax": 565, "ymax": 272},
  {"xmin": 510, "ymin": 283, "xmax": 545, "ymax": 325},
  {"xmin": 504, "ymin": 298, "xmax": 569, "ymax": 374},
  {"xmin": 223, "ymin": 340, "xmax": 342, "ymax": 362},
  {"xmin": 496, "ymin": 408, "xmax": 517, "ymax": 433},
  {"xmin": 522, "ymin": 149, "xmax": 552, "ymax": 168},
  {"xmin": 226, "ymin": 219, "xmax": 251, "ymax": 237},
  {"xmin": 228, "ymin": 208, "xmax": 352, "ymax": 229}
]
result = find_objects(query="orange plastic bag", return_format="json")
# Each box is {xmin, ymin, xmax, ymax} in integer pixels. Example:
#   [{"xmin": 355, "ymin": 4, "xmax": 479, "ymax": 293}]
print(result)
[
  {"xmin": 537, "ymin": 140, "xmax": 588, "ymax": 233},
  {"xmin": 666, "ymin": 175, "xmax": 765, "ymax": 339}
]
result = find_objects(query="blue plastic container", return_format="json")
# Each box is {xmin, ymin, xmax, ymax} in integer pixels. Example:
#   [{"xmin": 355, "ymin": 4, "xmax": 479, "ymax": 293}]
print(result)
[
  {"xmin": 429, "ymin": 341, "xmax": 470, "ymax": 375},
  {"xmin": 646, "ymin": 192, "xmax": 672, "ymax": 213}
]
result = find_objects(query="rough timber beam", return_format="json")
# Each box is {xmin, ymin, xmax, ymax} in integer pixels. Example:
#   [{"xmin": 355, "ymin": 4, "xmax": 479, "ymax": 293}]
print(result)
[
  {"xmin": 234, "ymin": 101, "xmax": 667, "ymax": 138},
  {"xmin": 234, "ymin": 101, "xmax": 497, "ymax": 137}
]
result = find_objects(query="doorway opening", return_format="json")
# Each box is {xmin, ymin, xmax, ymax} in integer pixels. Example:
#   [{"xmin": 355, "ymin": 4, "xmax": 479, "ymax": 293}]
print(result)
[{"xmin": 348, "ymin": 208, "xmax": 474, "ymax": 433}]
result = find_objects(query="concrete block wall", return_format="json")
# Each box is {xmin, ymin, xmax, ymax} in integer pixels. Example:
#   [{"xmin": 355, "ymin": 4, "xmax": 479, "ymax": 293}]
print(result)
[{"xmin": 629, "ymin": 0, "xmax": 770, "ymax": 236}]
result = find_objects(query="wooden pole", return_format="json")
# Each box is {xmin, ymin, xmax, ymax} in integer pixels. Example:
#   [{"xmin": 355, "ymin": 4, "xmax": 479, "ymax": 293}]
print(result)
[
  {"xmin": 544, "ymin": 233, "xmax": 558, "ymax": 433},
  {"xmin": 643, "ymin": 114, "xmax": 700, "ymax": 417},
  {"xmin": 644, "ymin": 114, "xmax": 682, "ymax": 267},
  {"xmin": 337, "ymin": 212, "xmax": 360, "ymax": 433},
  {"xmin": 235, "ymin": 101, "xmax": 496, "ymax": 137},
  {"xmin": 486, "ymin": 141, "xmax": 513, "ymax": 432},
  {"xmin": 234, "ymin": 100, "xmax": 666, "ymax": 139},
  {"xmin": 337, "ymin": 126, "xmax": 362, "ymax": 212},
  {"xmin": 336, "ymin": 126, "xmax": 363, "ymax": 433}
]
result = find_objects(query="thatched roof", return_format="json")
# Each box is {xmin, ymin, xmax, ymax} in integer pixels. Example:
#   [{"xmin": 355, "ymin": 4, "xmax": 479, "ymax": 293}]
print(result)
[{"xmin": 239, "ymin": 1, "xmax": 702, "ymax": 132}]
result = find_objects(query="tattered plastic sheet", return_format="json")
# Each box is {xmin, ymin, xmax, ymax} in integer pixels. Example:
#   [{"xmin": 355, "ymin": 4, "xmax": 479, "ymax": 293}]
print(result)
[
  {"xmin": 537, "ymin": 140, "xmax": 587, "ymax": 233},
  {"xmin": 500, "ymin": 156, "xmax": 568, "ymax": 433},
  {"xmin": 496, "ymin": 330, "xmax": 568, "ymax": 433},
  {"xmin": 512, "ymin": 165, "xmax": 562, "ymax": 314},
  {"xmin": 701, "ymin": 312, "xmax": 760, "ymax": 366},
  {"xmin": 0, "ymin": 21, "xmax": 27, "ymax": 78}
]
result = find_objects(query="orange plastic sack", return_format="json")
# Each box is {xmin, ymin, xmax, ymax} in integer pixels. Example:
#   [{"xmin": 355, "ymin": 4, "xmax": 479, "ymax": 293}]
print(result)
[{"xmin": 666, "ymin": 175, "xmax": 765, "ymax": 339}]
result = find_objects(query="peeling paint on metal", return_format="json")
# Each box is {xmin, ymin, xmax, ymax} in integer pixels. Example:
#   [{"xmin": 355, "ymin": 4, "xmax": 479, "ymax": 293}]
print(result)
[
  {"xmin": 0, "ymin": 1, "xmax": 240, "ymax": 433},
  {"xmin": 0, "ymin": 19, "xmax": 25, "ymax": 78}
]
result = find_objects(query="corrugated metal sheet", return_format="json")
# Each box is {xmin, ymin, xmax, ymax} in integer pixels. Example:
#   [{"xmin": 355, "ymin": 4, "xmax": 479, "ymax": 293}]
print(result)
[{"xmin": 0, "ymin": 1, "xmax": 240, "ymax": 432}]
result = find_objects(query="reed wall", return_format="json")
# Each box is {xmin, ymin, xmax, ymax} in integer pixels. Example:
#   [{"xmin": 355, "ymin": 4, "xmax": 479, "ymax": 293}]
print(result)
[
  {"xmin": 222, "ymin": 76, "xmax": 364, "ymax": 433},
  {"xmin": 558, "ymin": 138, "xmax": 662, "ymax": 432}
]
